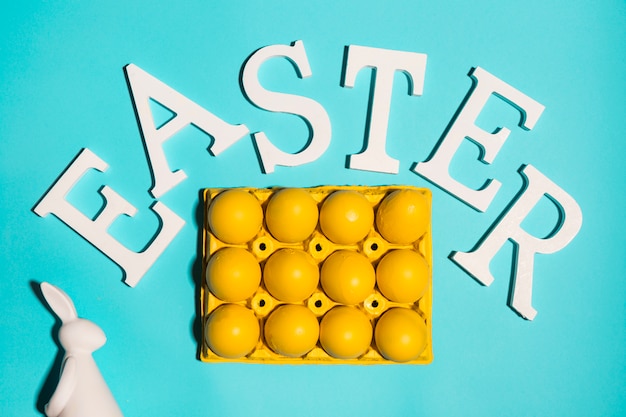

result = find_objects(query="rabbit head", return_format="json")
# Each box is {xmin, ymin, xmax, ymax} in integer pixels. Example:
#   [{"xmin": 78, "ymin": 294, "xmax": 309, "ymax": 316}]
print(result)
[
  {"xmin": 58, "ymin": 318, "xmax": 107, "ymax": 353},
  {"xmin": 41, "ymin": 282, "xmax": 107, "ymax": 353}
]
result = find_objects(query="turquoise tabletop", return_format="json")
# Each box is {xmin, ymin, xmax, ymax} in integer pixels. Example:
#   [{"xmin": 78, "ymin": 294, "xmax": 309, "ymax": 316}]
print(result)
[{"xmin": 1, "ymin": 1, "xmax": 625, "ymax": 416}]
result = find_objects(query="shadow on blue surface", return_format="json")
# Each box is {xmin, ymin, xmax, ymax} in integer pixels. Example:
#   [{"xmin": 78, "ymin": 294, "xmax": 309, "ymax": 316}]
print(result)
[{"xmin": 191, "ymin": 190, "xmax": 205, "ymax": 360}]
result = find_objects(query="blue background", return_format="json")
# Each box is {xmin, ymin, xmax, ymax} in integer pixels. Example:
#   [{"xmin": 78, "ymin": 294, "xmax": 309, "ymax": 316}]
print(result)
[{"xmin": 1, "ymin": 1, "xmax": 625, "ymax": 416}]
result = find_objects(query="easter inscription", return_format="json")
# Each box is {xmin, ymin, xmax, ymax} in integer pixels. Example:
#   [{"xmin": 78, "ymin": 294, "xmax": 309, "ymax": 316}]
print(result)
[{"xmin": 33, "ymin": 40, "xmax": 582, "ymax": 320}]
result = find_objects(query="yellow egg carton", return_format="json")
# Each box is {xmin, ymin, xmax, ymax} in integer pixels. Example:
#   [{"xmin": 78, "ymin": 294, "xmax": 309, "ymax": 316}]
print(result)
[{"xmin": 200, "ymin": 185, "xmax": 433, "ymax": 364}]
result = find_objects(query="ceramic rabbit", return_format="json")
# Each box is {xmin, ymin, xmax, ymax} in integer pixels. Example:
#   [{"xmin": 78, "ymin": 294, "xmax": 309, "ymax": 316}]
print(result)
[{"xmin": 40, "ymin": 282, "xmax": 124, "ymax": 417}]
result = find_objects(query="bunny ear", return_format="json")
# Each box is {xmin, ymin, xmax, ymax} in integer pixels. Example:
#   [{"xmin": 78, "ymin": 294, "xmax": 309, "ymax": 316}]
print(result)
[{"xmin": 40, "ymin": 282, "xmax": 78, "ymax": 323}]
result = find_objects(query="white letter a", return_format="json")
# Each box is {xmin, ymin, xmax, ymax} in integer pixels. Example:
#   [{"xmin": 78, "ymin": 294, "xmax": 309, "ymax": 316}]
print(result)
[{"xmin": 125, "ymin": 64, "xmax": 249, "ymax": 198}]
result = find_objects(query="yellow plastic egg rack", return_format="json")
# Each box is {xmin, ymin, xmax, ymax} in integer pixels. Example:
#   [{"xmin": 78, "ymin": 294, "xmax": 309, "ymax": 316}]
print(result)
[{"xmin": 200, "ymin": 185, "xmax": 433, "ymax": 364}]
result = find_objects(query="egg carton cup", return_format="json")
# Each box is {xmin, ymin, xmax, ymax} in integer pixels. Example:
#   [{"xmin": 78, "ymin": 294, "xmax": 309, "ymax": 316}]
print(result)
[{"xmin": 200, "ymin": 185, "xmax": 433, "ymax": 365}]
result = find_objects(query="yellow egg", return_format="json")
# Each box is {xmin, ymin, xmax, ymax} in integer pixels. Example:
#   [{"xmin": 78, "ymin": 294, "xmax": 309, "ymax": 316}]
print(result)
[
  {"xmin": 263, "ymin": 249, "xmax": 319, "ymax": 302},
  {"xmin": 266, "ymin": 188, "xmax": 319, "ymax": 243},
  {"xmin": 376, "ymin": 189, "xmax": 430, "ymax": 244},
  {"xmin": 320, "ymin": 306, "xmax": 373, "ymax": 359},
  {"xmin": 208, "ymin": 189, "xmax": 263, "ymax": 244},
  {"xmin": 376, "ymin": 249, "xmax": 429, "ymax": 303},
  {"xmin": 321, "ymin": 250, "xmax": 375, "ymax": 304},
  {"xmin": 374, "ymin": 308, "xmax": 427, "ymax": 363},
  {"xmin": 205, "ymin": 304, "xmax": 259, "ymax": 359},
  {"xmin": 319, "ymin": 190, "xmax": 374, "ymax": 244},
  {"xmin": 206, "ymin": 247, "xmax": 261, "ymax": 302},
  {"xmin": 264, "ymin": 304, "xmax": 319, "ymax": 357}
]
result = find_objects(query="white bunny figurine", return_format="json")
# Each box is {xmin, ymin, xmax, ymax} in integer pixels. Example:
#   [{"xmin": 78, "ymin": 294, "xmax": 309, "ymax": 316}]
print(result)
[{"xmin": 40, "ymin": 282, "xmax": 124, "ymax": 417}]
